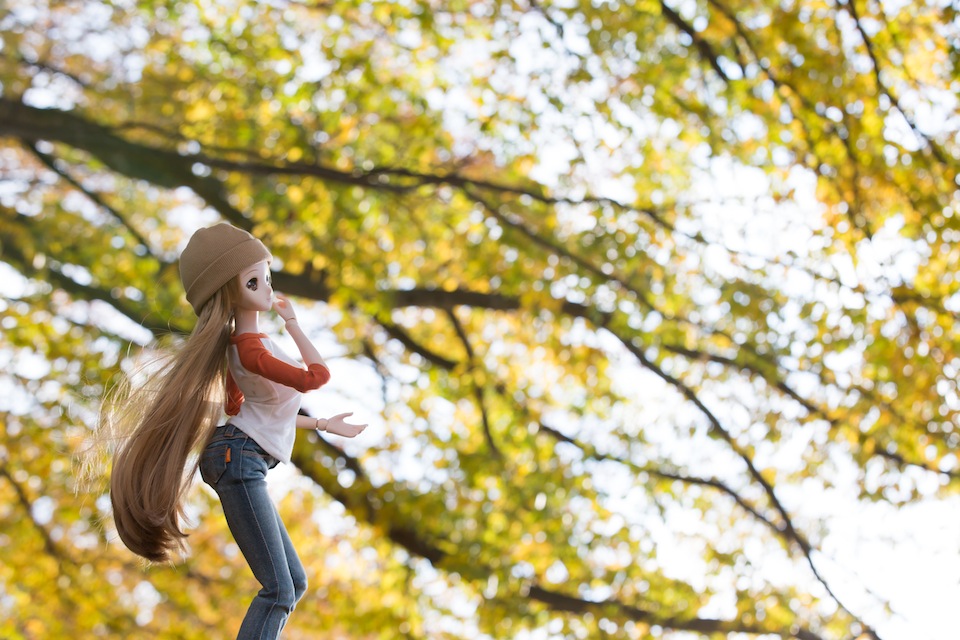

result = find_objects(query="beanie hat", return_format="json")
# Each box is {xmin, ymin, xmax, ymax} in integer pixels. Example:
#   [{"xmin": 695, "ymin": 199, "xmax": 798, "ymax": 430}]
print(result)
[{"xmin": 179, "ymin": 223, "xmax": 272, "ymax": 314}]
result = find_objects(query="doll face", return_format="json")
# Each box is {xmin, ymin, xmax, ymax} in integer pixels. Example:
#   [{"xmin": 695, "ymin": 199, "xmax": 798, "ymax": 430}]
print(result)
[{"xmin": 235, "ymin": 260, "xmax": 273, "ymax": 312}]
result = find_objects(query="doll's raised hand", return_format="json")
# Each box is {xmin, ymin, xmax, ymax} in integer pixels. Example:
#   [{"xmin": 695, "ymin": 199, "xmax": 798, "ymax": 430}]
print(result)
[
  {"xmin": 322, "ymin": 412, "xmax": 367, "ymax": 438},
  {"xmin": 273, "ymin": 294, "xmax": 297, "ymax": 323}
]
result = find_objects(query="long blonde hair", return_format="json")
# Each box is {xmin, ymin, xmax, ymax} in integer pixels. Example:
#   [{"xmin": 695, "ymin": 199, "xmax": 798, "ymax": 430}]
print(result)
[{"xmin": 105, "ymin": 279, "xmax": 238, "ymax": 562}]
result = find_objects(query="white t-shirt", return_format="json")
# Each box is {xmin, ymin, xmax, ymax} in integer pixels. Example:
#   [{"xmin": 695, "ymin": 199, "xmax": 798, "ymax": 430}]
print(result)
[{"xmin": 225, "ymin": 333, "xmax": 330, "ymax": 463}]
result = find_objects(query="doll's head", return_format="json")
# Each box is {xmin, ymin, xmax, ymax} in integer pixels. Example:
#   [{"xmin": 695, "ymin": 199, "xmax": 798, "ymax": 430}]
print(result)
[{"xmin": 179, "ymin": 223, "xmax": 272, "ymax": 314}]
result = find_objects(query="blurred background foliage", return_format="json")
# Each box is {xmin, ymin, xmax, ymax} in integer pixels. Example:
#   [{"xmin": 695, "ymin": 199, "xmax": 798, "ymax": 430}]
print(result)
[{"xmin": 1, "ymin": 0, "xmax": 958, "ymax": 638}]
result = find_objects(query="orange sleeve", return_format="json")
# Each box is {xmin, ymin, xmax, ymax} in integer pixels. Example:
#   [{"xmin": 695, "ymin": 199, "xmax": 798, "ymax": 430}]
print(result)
[
  {"xmin": 225, "ymin": 370, "xmax": 244, "ymax": 415},
  {"xmin": 234, "ymin": 334, "xmax": 331, "ymax": 393}
]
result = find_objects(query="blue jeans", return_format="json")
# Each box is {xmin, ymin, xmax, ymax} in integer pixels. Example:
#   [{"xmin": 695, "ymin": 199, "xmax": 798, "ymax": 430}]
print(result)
[{"xmin": 200, "ymin": 424, "xmax": 307, "ymax": 640}]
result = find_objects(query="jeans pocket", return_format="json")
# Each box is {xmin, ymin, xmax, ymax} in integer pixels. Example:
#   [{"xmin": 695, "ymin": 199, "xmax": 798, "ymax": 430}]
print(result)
[{"xmin": 199, "ymin": 444, "xmax": 231, "ymax": 486}]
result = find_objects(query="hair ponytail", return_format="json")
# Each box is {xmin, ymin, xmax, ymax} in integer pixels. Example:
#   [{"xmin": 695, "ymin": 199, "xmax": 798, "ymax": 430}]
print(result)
[{"xmin": 104, "ymin": 281, "xmax": 237, "ymax": 562}]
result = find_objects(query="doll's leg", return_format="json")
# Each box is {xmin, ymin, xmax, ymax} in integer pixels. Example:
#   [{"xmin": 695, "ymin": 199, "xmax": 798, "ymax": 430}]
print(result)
[
  {"xmin": 202, "ymin": 430, "xmax": 306, "ymax": 640},
  {"xmin": 274, "ymin": 504, "xmax": 308, "ymax": 607}
]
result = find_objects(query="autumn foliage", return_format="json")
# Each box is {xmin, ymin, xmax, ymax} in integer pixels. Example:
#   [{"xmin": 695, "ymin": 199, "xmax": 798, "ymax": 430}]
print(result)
[{"xmin": 1, "ymin": 1, "xmax": 958, "ymax": 639}]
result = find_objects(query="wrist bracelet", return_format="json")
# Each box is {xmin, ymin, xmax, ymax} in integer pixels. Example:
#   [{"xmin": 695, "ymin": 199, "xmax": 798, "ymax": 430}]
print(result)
[{"xmin": 315, "ymin": 417, "xmax": 325, "ymax": 432}]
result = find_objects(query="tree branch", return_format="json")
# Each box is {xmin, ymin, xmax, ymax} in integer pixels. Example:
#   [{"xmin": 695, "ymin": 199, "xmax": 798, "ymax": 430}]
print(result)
[
  {"xmin": 289, "ymin": 434, "xmax": 828, "ymax": 639},
  {"xmin": 445, "ymin": 308, "xmax": 502, "ymax": 459},
  {"xmin": 658, "ymin": 0, "xmax": 733, "ymax": 81},
  {"xmin": 27, "ymin": 144, "xmax": 153, "ymax": 251}
]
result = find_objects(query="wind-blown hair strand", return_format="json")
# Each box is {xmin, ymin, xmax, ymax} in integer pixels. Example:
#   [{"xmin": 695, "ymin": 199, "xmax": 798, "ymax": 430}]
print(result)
[{"xmin": 104, "ymin": 280, "xmax": 238, "ymax": 562}]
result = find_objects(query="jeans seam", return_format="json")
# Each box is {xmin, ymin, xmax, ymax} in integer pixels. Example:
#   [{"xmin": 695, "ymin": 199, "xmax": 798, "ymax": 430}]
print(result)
[{"xmin": 241, "ymin": 447, "xmax": 285, "ymax": 640}]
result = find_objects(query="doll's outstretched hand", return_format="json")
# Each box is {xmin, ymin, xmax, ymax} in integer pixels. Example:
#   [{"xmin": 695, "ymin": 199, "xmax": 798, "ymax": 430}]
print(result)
[
  {"xmin": 273, "ymin": 294, "xmax": 297, "ymax": 323},
  {"xmin": 323, "ymin": 412, "xmax": 367, "ymax": 438}
]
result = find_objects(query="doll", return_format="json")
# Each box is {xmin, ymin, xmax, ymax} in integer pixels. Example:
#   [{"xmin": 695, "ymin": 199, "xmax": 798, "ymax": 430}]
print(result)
[{"xmin": 107, "ymin": 223, "xmax": 366, "ymax": 639}]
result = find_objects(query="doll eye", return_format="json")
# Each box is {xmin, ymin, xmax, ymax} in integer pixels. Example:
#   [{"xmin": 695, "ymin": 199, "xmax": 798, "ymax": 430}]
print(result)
[
  {"xmin": 265, "ymin": 272, "xmax": 272, "ymax": 286},
  {"xmin": 246, "ymin": 278, "xmax": 258, "ymax": 291}
]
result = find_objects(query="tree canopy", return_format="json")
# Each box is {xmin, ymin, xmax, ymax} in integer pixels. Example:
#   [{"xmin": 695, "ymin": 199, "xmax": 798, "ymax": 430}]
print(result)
[{"xmin": 1, "ymin": 0, "xmax": 958, "ymax": 638}]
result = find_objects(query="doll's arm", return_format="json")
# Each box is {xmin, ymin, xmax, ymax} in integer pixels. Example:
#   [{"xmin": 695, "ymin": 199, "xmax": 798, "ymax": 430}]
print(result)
[
  {"xmin": 225, "ymin": 370, "xmax": 244, "ymax": 415},
  {"xmin": 273, "ymin": 294, "xmax": 327, "ymax": 368},
  {"xmin": 296, "ymin": 412, "xmax": 367, "ymax": 438},
  {"xmin": 235, "ymin": 335, "xmax": 330, "ymax": 392}
]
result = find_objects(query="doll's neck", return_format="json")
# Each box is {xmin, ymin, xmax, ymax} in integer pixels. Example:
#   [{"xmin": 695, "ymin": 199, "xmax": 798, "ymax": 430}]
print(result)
[{"xmin": 233, "ymin": 308, "xmax": 261, "ymax": 335}]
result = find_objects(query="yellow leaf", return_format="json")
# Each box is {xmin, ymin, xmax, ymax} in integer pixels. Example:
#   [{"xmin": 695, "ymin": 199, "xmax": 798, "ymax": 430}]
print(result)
[{"xmin": 287, "ymin": 185, "xmax": 304, "ymax": 204}]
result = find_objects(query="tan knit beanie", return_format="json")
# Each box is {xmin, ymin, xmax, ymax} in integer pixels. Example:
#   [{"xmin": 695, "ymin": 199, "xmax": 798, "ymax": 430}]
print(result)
[{"xmin": 179, "ymin": 223, "xmax": 272, "ymax": 314}]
